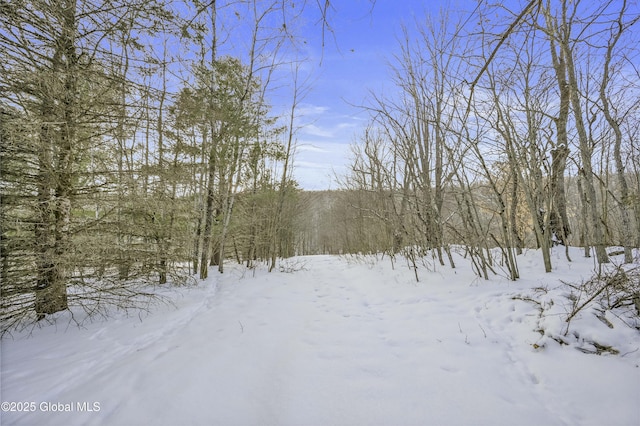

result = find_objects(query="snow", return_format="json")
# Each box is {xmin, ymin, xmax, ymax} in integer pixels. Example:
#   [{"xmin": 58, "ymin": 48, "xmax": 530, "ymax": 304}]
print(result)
[{"xmin": 2, "ymin": 248, "xmax": 639, "ymax": 426}]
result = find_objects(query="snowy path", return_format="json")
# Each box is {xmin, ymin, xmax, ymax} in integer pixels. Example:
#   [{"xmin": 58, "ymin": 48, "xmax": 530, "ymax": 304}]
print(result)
[{"xmin": 2, "ymin": 254, "xmax": 639, "ymax": 425}]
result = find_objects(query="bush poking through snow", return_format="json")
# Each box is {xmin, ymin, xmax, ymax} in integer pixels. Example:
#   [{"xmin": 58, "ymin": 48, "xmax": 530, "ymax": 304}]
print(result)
[
  {"xmin": 517, "ymin": 265, "xmax": 640, "ymax": 356},
  {"xmin": 565, "ymin": 264, "xmax": 640, "ymax": 326},
  {"xmin": 277, "ymin": 258, "xmax": 309, "ymax": 273}
]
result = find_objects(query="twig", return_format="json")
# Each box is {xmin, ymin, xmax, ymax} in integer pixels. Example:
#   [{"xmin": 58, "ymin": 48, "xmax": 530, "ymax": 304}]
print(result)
[{"xmin": 478, "ymin": 323, "xmax": 487, "ymax": 338}]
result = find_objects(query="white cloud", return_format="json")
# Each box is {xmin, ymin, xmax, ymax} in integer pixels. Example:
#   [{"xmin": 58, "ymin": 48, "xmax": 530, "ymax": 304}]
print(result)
[
  {"xmin": 297, "ymin": 103, "xmax": 330, "ymax": 116},
  {"xmin": 301, "ymin": 124, "xmax": 334, "ymax": 138},
  {"xmin": 292, "ymin": 140, "xmax": 352, "ymax": 190},
  {"xmin": 288, "ymin": 111, "xmax": 366, "ymax": 189},
  {"xmin": 296, "ymin": 144, "xmax": 329, "ymax": 153},
  {"xmin": 337, "ymin": 122, "xmax": 358, "ymax": 130}
]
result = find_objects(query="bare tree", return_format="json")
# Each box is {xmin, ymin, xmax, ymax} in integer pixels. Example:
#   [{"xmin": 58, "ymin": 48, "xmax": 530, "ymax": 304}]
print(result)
[{"xmin": 597, "ymin": 1, "xmax": 639, "ymax": 263}]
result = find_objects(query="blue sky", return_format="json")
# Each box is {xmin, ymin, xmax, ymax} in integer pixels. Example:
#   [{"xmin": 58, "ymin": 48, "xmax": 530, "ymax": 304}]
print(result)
[{"xmin": 290, "ymin": 0, "xmax": 446, "ymax": 190}]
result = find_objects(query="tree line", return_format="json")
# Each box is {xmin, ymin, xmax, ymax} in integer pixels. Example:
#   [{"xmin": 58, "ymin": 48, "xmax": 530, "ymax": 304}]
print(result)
[{"xmin": 1, "ymin": 0, "xmax": 638, "ymax": 330}]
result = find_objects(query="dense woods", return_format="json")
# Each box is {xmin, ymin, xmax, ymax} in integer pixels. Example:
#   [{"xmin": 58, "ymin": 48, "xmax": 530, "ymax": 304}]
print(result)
[
  {"xmin": 0, "ymin": 0, "xmax": 313, "ymax": 329},
  {"xmin": 1, "ymin": 0, "xmax": 639, "ymax": 330}
]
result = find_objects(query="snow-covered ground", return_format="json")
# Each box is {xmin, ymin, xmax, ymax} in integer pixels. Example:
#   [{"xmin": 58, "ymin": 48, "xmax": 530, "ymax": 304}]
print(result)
[{"xmin": 1, "ymin": 248, "xmax": 639, "ymax": 425}]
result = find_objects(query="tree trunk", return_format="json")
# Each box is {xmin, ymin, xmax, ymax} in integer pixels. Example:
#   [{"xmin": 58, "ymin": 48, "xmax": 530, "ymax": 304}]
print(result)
[
  {"xmin": 550, "ymin": 145, "xmax": 570, "ymax": 246},
  {"xmin": 35, "ymin": 0, "xmax": 78, "ymax": 317},
  {"xmin": 562, "ymin": 40, "xmax": 609, "ymax": 264},
  {"xmin": 545, "ymin": 14, "xmax": 572, "ymax": 252},
  {"xmin": 599, "ymin": 8, "xmax": 634, "ymax": 264},
  {"xmin": 199, "ymin": 1, "xmax": 218, "ymax": 279},
  {"xmin": 199, "ymin": 149, "xmax": 216, "ymax": 279}
]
